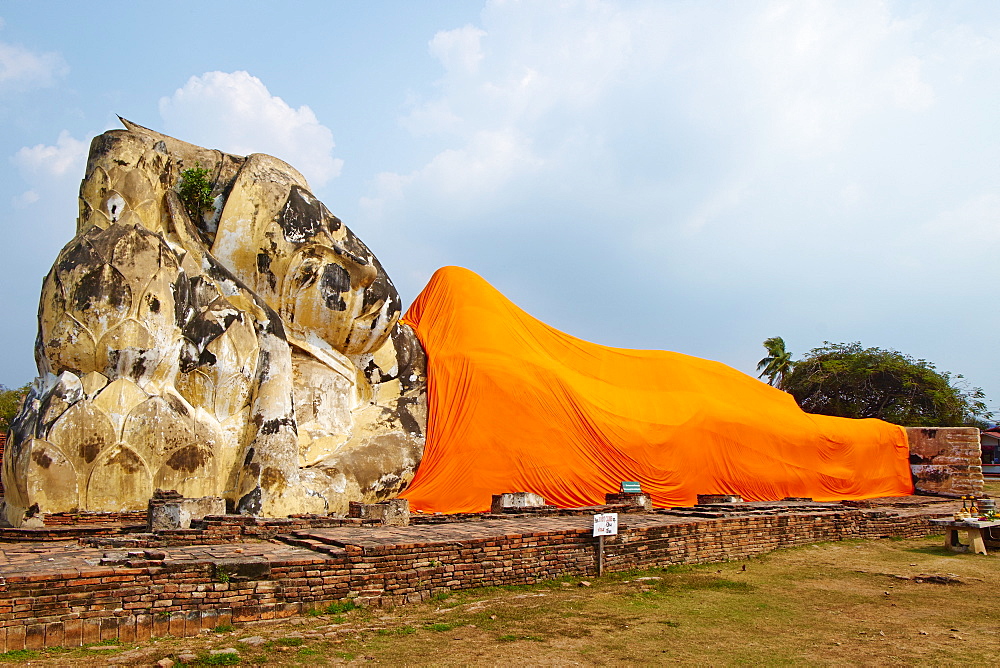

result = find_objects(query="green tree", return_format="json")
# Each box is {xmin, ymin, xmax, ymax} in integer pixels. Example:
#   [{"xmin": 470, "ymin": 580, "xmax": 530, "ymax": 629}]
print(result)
[
  {"xmin": 0, "ymin": 383, "xmax": 31, "ymax": 433},
  {"xmin": 782, "ymin": 342, "xmax": 990, "ymax": 427},
  {"xmin": 178, "ymin": 163, "xmax": 214, "ymax": 222},
  {"xmin": 756, "ymin": 336, "xmax": 795, "ymax": 389}
]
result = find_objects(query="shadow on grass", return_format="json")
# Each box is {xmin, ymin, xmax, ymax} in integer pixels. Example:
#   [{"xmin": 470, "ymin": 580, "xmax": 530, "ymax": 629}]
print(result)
[
  {"xmin": 905, "ymin": 545, "xmax": 965, "ymax": 557},
  {"xmin": 652, "ymin": 574, "xmax": 755, "ymax": 595}
]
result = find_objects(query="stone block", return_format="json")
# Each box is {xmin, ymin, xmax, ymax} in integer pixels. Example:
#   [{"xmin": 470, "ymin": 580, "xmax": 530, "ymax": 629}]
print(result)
[
  {"xmin": 118, "ymin": 616, "xmax": 135, "ymax": 643},
  {"xmin": 168, "ymin": 612, "xmax": 185, "ymax": 637},
  {"xmin": 63, "ymin": 619, "xmax": 82, "ymax": 647},
  {"xmin": 348, "ymin": 499, "xmax": 410, "ymax": 526},
  {"xmin": 100, "ymin": 617, "xmax": 119, "ymax": 642},
  {"xmin": 908, "ymin": 426, "xmax": 986, "ymax": 496},
  {"xmin": 200, "ymin": 609, "xmax": 218, "ymax": 630},
  {"xmin": 152, "ymin": 614, "xmax": 169, "ymax": 638},
  {"xmin": 232, "ymin": 605, "xmax": 260, "ymax": 623},
  {"xmin": 491, "ymin": 493, "xmax": 546, "ymax": 513},
  {"xmin": 44, "ymin": 622, "xmax": 63, "ymax": 648},
  {"xmin": 149, "ymin": 494, "xmax": 227, "ymax": 531},
  {"xmin": 605, "ymin": 492, "xmax": 652, "ymax": 510},
  {"xmin": 82, "ymin": 618, "xmax": 101, "ymax": 645},
  {"xmin": 6, "ymin": 625, "xmax": 25, "ymax": 651},
  {"xmin": 24, "ymin": 624, "xmax": 44, "ymax": 650},
  {"xmin": 697, "ymin": 494, "xmax": 744, "ymax": 505},
  {"xmin": 213, "ymin": 558, "xmax": 271, "ymax": 582}
]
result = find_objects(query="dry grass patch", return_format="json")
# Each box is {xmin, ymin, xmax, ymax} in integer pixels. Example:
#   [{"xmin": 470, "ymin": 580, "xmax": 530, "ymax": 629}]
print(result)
[{"xmin": 15, "ymin": 533, "xmax": 1000, "ymax": 666}]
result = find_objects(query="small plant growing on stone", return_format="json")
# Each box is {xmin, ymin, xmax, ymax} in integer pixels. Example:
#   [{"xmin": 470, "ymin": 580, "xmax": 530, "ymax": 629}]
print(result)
[
  {"xmin": 199, "ymin": 652, "xmax": 240, "ymax": 666},
  {"xmin": 424, "ymin": 622, "xmax": 456, "ymax": 632},
  {"xmin": 216, "ymin": 569, "xmax": 231, "ymax": 584},
  {"xmin": 275, "ymin": 637, "xmax": 305, "ymax": 647},
  {"xmin": 0, "ymin": 649, "xmax": 40, "ymax": 661},
  {"xmin": 178, "ymin": 163, "xmax": 214, "ymax": 222},
  {"xmin": 323, "ymin": 600, "xmax": 357, "ymax": 614}
]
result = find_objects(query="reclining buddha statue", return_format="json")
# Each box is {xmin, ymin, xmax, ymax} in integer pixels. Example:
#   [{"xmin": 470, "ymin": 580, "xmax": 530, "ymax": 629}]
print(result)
[
  {"xmin": 4, "ymin": 121, "xmax": 914, "ymax": 527},
  {"xmin": 3, "ymin": 120, "xmax": 427, "ymax": 525}
]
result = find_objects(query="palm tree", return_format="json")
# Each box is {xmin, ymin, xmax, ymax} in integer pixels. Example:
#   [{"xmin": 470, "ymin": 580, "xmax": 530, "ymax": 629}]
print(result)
[{"xmin": 757, "ymin": 336, "xmax": 794, "ymax": 389}]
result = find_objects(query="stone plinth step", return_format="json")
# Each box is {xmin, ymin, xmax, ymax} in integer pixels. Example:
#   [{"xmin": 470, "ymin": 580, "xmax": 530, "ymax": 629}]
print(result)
[
  {"xmin": 288, "ymin": 530, "xmax": 351, "ymax": 548},
  {"xmin": 276, "ymin": 533, "xmax": 348, "ymax": 556}
]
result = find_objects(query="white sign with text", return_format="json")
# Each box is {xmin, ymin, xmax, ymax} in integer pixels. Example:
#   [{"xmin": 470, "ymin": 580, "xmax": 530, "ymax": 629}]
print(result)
[{"xmin": 593, "ymin": 513, "xmax": 619, "ymax": 536}]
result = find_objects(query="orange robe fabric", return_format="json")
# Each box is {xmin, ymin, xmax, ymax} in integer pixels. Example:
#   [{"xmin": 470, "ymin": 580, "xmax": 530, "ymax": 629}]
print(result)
[{"xmin": 399, "ymin": 266, "xmax": 913, "ymax": 513}]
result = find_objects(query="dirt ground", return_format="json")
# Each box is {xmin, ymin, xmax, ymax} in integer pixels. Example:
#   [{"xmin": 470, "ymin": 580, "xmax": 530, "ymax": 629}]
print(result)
[{"xmin": 5, "ymin": 531, "xmax": 999, "ymax": 667}]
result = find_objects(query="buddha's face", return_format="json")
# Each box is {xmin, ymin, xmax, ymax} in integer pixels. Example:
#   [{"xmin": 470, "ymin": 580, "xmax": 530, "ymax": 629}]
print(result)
[{"xmin": 217, "ymin": 182, "xmax": 402, "ymax": 359}]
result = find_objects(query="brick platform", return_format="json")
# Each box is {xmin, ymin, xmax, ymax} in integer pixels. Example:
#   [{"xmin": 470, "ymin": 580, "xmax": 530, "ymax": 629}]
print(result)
[{"xmin": 0, "ymin": 496, "xmax": 958, "ymax": 651}]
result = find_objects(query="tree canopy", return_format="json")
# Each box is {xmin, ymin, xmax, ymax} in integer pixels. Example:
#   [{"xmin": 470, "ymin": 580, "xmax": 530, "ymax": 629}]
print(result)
[
  {"xmin": 0, "ymin": 383, "xmax": 30, "ymax": 434},
  {"xmin": 781, "ymin": 342, "xmax": 990, "ymax": 428},
  {"xmin": 756, "ymin": 336, "xmax": 794, "ymax": 389}
]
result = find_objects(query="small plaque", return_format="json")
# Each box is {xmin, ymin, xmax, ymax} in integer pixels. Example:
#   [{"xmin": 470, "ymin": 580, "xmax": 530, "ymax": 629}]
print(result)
[{"xmin": 593, "ymin": 512, "xmax": 619, "ymax": 536}]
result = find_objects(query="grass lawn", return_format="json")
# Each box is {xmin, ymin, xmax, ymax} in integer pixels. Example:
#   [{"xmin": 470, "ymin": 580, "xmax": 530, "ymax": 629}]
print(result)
[{"xmin": 8, "ymin": 532, "xmax": 1000, "ymax": 666}]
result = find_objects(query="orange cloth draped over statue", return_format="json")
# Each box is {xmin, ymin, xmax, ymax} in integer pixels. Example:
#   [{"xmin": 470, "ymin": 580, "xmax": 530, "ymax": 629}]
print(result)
[{"xmin": 399, "ymin": 266, "xmax": 913, "ymax": 513}]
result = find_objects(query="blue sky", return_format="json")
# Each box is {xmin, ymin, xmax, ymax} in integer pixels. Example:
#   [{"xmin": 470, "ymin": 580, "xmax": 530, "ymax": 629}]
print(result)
[{"xmin": 2, "ymin": 1, "xmax": 999, "ymax": 414}]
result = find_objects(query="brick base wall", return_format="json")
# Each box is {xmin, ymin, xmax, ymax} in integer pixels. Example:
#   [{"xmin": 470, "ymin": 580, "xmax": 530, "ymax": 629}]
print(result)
[
  {"xmin": 0, "ymin": 505, "xmax": 942, "ymax": 651},
  {"xmin": 0, "ymin": 433, "xmax": 6, "ymax": 496}
]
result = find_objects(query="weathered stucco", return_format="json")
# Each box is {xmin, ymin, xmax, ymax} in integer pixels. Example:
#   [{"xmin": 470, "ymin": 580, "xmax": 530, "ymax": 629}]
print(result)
[
  {"xmin": 906, "ymin": 426, "xmax": 984, "ymax": 497},
  {"xmin": 2, "ymin": 121, "xmax": 426, "ymax": 525}
]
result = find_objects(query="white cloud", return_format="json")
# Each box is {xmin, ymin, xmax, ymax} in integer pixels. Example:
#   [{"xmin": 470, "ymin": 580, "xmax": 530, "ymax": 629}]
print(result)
[
  {"xmin": 11, "ymin": 130, "xmax": 88, "ymax": 207},
  {"xmin": 11, "ymin": 189, "xmax": 38, "ymax": 208},
  {"xmin": 366, "ymin": 0, "xmax": 947, "ymax": 234},
  {"xmin": 367, "ymin": 0, "xmax": 637, "ymax": 223},
  {"xmin": 429, "ymin": 25, "xmax": 487, "ymax": 75},
  {"xmin": 0, "ymin": 26, "xmax": 67, "ymax": 90},
  {"xmin": 13, "ymin": 130, "xmax": 87, "ymax": 177},
  {"xmin": 737, "ymin": 0, "xmax": 935, "ymax": 158},
  {"xmin": 158, "ymin": 71, "xmax": 343, "ymax": 188},
  {"xmin": 682, "ymin": 180, "xmax": 749, "ymax": 237},
  {"xmin": 362, "ymin": 127, "xmax": 543, "ymax": 224},
  {"xmin": 352, "ymin": 1, "xmax": 1000, "ymax": 390},
  {"xmin": 922, "ymin": 192, "xmax": 1000, "ymax": 248}
]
